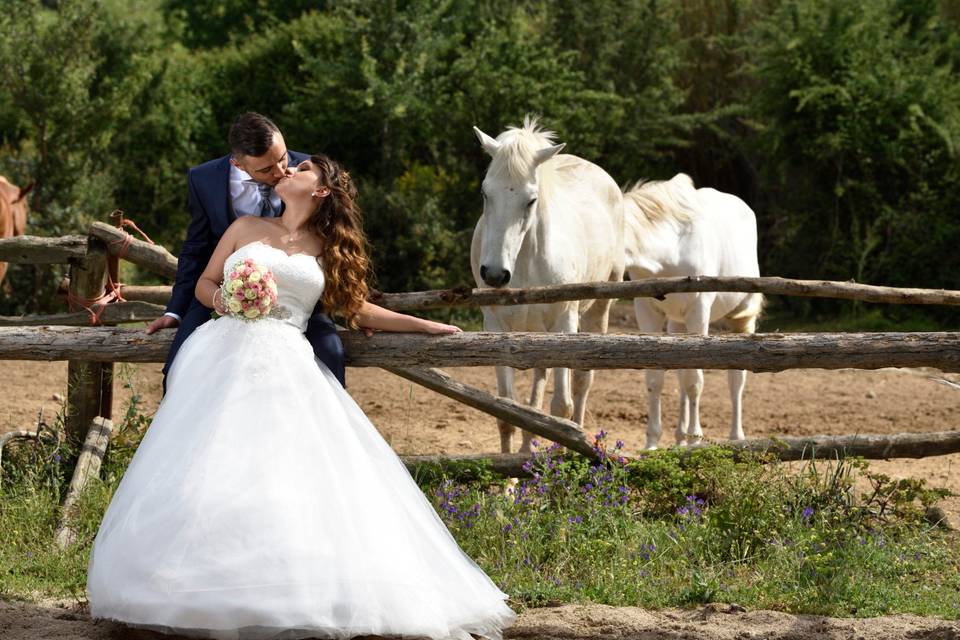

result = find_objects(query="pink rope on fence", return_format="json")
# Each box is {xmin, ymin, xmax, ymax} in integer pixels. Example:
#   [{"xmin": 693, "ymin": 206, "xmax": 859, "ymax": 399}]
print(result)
[{"xmin": 68, "ymin": 215, "xmax": 158, "ymax": 325}]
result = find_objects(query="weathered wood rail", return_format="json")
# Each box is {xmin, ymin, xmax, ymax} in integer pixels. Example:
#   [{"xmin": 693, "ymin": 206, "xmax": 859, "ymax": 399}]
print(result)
[
  {"xmin": 2, "ymin": 327, "xmax": 956, "ymax": 373},
  {"xmin": 371, "ymin": 276, "xmax": 960, "ymax": 310},
  {"xmin": 34, "ymin": 275, "xmax": 960, "ymax": 315},
  {"xmin": 399, "ymin": 430, "xmax": 960, "ymax": 478}
]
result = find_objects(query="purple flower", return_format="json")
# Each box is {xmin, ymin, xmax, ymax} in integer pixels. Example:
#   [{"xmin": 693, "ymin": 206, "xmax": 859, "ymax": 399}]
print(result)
[{"xmin": 801, "ymin": 507, "xmax": 815, "ymax": 520}]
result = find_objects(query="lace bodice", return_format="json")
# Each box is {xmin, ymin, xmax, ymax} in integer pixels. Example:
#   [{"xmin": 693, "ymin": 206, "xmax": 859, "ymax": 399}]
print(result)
[{"xmin": 222, "ymin": 241, "xmax": 325, "ymax": 332}]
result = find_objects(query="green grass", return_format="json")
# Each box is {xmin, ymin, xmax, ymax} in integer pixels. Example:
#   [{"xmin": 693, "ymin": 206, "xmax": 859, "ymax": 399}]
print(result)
[
  {"xmin": 425, "ymin": 439, "xmax": 959, "ymax": 617},
  {"xmin": 2, "ymin": 415, "xmax": 958, "ymax": 618},
  {"xmin": 758, "ymin": 304, "xmax": 946, "ymax": 333}
]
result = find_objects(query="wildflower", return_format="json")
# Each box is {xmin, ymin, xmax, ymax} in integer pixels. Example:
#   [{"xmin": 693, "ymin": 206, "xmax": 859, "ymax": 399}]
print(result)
[{"xmin": 801, "ymin": 507, "xmax": 815, "ymax": 520}]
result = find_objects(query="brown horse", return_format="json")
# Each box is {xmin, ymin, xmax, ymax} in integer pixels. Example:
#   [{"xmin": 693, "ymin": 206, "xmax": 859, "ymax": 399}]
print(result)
[{"xmin": 0, "ymin": 176, "xmax": 31, "ymax": 286}]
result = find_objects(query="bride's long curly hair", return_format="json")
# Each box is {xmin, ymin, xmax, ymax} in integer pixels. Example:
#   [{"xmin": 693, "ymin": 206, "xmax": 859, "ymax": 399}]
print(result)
[{"xmin": 306, "ymin": 154, "xmax": 370, "ymax": 329}]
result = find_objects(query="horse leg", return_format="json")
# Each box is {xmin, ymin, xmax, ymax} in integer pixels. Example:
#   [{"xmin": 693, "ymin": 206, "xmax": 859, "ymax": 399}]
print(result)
[
  {"xmin": 679, "ymin": 298, "xmax": 712, "ymax": 445},
  {"xmin": 635, "ymin": 300, "xmax": 666, "ymax": 449},
  {"xmin": 726, "ymin": 312, "xmax": 759, "ymax": 441},
  {"xmin": 645, "ymin": 369, "xmax": 666, "ymax": 450},
  {"xmin": 667, "ymin": 320, "xmax": 689, "ymax": 446},
  {"xmin": 495, "ymin": 365, "xmax": 518, "ymax": 453},
  {"xmin": 727, "ymin": 370, "xmax": 746, "ymax": 441},
  {"xmin": 549, "ymin": 310, "xmax": 578, "ymax": 422},
  {"xmin": 571, "ymin": 299, "xmax": 613, "ymax": 426},
  {"xmin": 516, "ymin": 368, "xmax": 549, "ymax": 453}
]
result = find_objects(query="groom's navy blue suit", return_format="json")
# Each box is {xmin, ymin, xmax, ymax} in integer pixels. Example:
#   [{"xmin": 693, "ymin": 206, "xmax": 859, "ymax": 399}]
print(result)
[{"xmin": 162, "ymin": 151, "xmax": 346, "ymax": 388}]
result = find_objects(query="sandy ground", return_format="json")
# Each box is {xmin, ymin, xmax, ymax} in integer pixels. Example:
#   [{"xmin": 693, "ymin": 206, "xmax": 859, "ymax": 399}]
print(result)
[
  {"xmin": 1, "ymin": 303, "xmax": 958, "ymax": 636},
  {"xmin": 1, "ymin": 599, "xmax": 958, "ymax": 640}
]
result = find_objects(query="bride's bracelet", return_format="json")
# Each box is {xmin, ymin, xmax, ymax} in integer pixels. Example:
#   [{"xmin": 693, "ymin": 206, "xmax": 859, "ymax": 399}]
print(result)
[{"xmin": 212, "ymin": 287, "xmax": 224, "ymax": 312}]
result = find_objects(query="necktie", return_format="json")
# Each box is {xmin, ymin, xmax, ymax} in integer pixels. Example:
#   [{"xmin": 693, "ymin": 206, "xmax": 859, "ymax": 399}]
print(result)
[{"xmin": 257, "ymin": 183, "xmax": 279, "ymax": 217}]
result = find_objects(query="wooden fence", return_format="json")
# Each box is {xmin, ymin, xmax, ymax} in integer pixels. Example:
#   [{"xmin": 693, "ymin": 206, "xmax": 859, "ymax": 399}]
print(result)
[{"xmin": 1, "ymin": 220, "xmax": 959, "ymax": 475}]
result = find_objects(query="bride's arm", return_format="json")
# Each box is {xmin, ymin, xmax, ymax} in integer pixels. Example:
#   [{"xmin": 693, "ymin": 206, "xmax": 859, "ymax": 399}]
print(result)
[
  {"xmin": 195, "ymin": 220, "xmax": 250, "ymax": 313},
  {"xmin": 355, "ymin": 302, "xmax": 461, "ymax": 335}
]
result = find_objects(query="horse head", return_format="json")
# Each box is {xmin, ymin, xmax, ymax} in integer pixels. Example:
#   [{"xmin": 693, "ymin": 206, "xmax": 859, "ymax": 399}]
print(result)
[{"xmin": 473, "ymin": 117, "xmax": 564, "ymax": 288}]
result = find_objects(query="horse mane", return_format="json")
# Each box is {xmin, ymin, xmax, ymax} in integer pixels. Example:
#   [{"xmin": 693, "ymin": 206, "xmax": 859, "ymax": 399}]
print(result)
[
  {"xmin": 623, "ymin": 173, "xmax": 697, "ymax": 229},
  {"xmin": 488, "ymin": 115, "xmax": 559, "ymax": 182}
]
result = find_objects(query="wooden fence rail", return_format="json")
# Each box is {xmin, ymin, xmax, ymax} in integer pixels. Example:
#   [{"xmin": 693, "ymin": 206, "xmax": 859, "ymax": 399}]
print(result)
[
  {"xmin": 372, "ymin": 276, "xmax": 960, "ymax": 310},
  {"xmin": 87, "ymin": 222, "xmax": 178, "ymax": 279},
  {"xmin": 0, "ymin": 235, "xmax": 89, "ymax": 264},
  {"xmin": 1, "ymin": 327, "xmax": 958, "ymax": 372},
  {"xmin": 34, "ymin": 275, "xmax": 960, "ymax": 315},
  {"xmin": 399, "ymin": 430, "xmax": 960, "ymax": 478}
]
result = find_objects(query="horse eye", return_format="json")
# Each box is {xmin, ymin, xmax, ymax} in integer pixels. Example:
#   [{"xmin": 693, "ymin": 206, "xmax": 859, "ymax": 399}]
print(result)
[{"xmin": 527, "ymin": 198, "xmax": 537, "ymax": 208}]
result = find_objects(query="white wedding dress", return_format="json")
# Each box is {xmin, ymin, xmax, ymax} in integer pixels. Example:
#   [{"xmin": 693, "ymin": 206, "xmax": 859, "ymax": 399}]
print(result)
[{"xmin": 87, "ymin": 241, "xmax": 516, "ymax": 640}]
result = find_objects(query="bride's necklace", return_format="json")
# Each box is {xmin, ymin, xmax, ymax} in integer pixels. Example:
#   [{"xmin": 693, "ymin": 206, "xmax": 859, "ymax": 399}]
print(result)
[{"xmin": 282, "ymin": 227, "xmax": 303, "ymax": 246}]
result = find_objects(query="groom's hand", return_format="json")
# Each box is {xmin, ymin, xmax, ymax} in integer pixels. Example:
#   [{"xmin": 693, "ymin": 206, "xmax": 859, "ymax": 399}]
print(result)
[{"xmin": 146, "ymin": 315, "xmax": 180, "ymax": 335}]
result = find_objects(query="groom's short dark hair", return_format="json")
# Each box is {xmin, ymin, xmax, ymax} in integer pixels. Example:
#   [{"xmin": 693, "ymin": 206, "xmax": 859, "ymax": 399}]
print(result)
[{"xmin": 229, "ymin": 112, "xmax": 280, "ymax": 158}]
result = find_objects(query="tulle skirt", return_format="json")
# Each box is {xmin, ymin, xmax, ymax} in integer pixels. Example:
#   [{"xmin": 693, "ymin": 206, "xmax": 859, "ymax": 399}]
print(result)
[{"xmin": 87, "ymin": 316, "xmax": 515, "ymax": 639}]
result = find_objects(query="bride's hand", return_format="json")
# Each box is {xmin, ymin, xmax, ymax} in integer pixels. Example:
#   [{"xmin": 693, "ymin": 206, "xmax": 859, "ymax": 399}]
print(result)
[{"xmin": 420, "ymin": 320, "xmax": 462, "ymax": 335}]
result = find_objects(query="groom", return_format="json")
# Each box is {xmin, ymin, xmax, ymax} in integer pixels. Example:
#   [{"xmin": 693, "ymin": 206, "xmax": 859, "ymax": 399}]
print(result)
[{"xmin": 147, "ymin": 112, "xmax": 346, "ymax": 389}]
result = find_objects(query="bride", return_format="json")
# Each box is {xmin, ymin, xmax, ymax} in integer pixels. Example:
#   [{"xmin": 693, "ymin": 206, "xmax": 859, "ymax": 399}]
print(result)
[{"xmin": 87, "ymin": 154, "xmax": 516, "ymax": 640}]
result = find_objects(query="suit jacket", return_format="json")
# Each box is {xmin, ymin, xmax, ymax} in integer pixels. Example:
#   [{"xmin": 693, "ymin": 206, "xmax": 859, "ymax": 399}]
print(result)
[{"xmin": 163, "ymin": 151, "xmax": 346, "ymax": 387}]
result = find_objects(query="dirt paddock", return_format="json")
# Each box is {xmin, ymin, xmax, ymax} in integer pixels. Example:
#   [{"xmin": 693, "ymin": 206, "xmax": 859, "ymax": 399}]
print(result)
[
  {"xmin": 1, "ymin": 308, "xmax": 958, "ymax": 636},
  {"xmin": 1, "ymin": 598, "xmax": 958, "ymax": 640}
]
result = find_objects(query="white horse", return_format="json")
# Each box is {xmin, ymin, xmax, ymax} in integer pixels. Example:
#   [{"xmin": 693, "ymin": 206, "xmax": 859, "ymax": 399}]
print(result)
[
  {"xmin": 623, "ymin": 174, "xmax": 763, "ymax": 449},
  {"xmin": 471, "ymin": 117, "xmax": 625, "ymax": 453}
]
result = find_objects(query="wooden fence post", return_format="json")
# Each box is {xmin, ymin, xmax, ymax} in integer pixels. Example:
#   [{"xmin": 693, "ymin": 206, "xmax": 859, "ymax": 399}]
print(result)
[
  {"xmin": 65, "ymin": 240, "xmax": 109, "ymax": 445},
  {"xmin": 55, "ymin": 417, "xmax": 113, "ymax": 548}
]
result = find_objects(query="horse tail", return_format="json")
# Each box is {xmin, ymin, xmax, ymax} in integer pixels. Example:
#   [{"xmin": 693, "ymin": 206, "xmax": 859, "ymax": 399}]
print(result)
[{"xmin": 725, "ymin": 293, "xmax": 765, "ymax": 333}]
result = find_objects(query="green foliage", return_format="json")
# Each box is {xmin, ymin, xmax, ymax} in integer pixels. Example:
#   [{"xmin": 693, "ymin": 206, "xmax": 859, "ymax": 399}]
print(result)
[
  {"xmin": 423, "ymin": 439, "xmax": 959, "ymax": 615},
  {"xmin": 747, "ymin": 0, "xmax": 960, "ymax": 313},
  {"xmin": 0, "ymin": 0, "xmax": 958, "ymax": 324}
]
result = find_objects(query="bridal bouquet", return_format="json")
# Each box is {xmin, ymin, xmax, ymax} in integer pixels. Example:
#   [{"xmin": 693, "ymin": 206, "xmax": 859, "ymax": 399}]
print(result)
[{"xmin": 220, "ymin": 258, "xmax": 278, "ymax": 320}]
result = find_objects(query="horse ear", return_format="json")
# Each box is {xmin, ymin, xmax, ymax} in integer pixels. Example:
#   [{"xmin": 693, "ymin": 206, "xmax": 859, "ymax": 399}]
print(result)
[
  {"xmin": 473, "ymin": 126, "xmax": 501, "ymax": 156},
  {"xmin": 533, "ymin": 143, "xmax": 565, "ymax": 166}
]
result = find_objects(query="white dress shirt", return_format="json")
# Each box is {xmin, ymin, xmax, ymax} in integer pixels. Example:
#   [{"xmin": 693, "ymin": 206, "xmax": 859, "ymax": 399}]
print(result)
[
  {"xmin": 164, "ymin": 164, "xmax": 281, "ymax": 323},
  {"xmin": 228, "ymin": 163, "xmax": 282, "ymax": 217}
]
